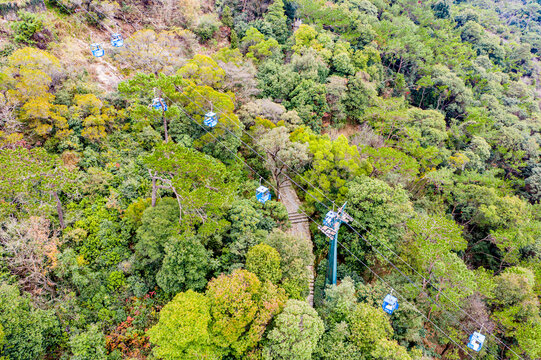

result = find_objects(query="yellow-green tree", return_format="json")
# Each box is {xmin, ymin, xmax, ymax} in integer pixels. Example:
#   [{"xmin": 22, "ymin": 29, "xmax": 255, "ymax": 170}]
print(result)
[
  {"xmin": 1, "ymin": 48, "xmax": 69, "ymax": 141},
  {"xmin": 147, "ymin": 290, "xmax": 219, "ymax": 360},
  {"xmin": 206, "ymin": 269, "xmax": 286, "ymax": 357},
  {"xmin": 70, "ymin": 94, "xmax": 120, "ymax": 143},
  {"xmin": 177, "ymin": 54, "xmax": 226, "ymax": 88}
]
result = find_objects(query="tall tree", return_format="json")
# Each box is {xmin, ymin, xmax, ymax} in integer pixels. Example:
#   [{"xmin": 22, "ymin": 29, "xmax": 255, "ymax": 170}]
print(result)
[
  {"xmin": 143, "ymin": 142, "xmax": 236, "ymax": 224},
  {"xmin": 0, "ymin": 283, "xmax": 60, "ymax": 360},
  {"xmin": 256, "ymin": 126, "xmax": 310, "ymax": 199},
  {"xmin": 263, "ymin": 299, "xmax": 324, "ymax": 360},
  {"xmin": 206, "ymin": 269, "xmax": 286, "ymax": 357},
  {"xmin": 147, "ymin": 290, "xmax": 219, "ymax": 360},
  {"xmin": 156, "ymin": 235, "xmax": 211, "ymax": 294},
  {"xmin": 1, "ymin": 47, "xmax": 69, "ymax": 141},
  {"xmin": 264, "ymin": 0, "xmax": 290, "ymax": 43},
  {"xmin": 0, "ymin": 147, "xmax": 78, "ymax": 228}
]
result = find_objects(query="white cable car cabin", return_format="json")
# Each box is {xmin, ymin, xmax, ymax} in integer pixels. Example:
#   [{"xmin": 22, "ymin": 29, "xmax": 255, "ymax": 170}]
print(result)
[
  {"xmin": 467, "ymin": 331, "xmax": 485, "ymax": 352},
  {"xmin": 204, "ymin": 111, "xmax": 218, "ymax": 127},
  {"xmin": 323, "ymin": 210, "xmax": 338, "ymax": 228},
  {"xmin": 151, "ymin": 98, "xmax": 167, "ymax": 112},
  {"xmin": 256, "ymin": 186, "xmax": 271, "ymax": 204},
  {"xmin": 111, "ymin": 33, "xmax": 124, "ymax": 47},
  {"xmin": 91, "ymin": 43, "xmax": 104, "ymax": 57},
  {"xmin": 382, "ymin": 293, "xmax": 399, "ymax": 315}
]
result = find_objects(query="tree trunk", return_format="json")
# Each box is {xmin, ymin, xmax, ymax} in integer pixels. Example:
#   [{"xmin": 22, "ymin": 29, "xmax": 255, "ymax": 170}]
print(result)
[
  {"xmin": 172, "ymin": 190, "xmax": 183, "ymax": 224},
  {"xmin": 150, "ymin": 169, "xmax": 158, "ymax": 207},
  {"xmin": 419, "ymin": 88, "xmax": 425, "ymax": 108},
  {"xmin": 272, "ymin": 170, "xmax": 281, "ymax": 200},
  {"xmin": 52, "ymin": 191, "xmax": 65, "ymax": 229},
  {"xmin": 151, "ymin": 176, "xmax": 157, "ymax": 207},
  {"xmin": 163, "ymin": 113, "xmax": 168, "ymax": 143}
]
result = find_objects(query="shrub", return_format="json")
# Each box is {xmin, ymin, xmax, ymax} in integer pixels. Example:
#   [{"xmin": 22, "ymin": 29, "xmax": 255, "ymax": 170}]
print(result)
[
  {"xmin": 194, "ymin": 14, "xmax": 221, "ymax": 42},
  {"xmin": 12, "ymin": 11, "xmax": 44, "ymax": 45}
]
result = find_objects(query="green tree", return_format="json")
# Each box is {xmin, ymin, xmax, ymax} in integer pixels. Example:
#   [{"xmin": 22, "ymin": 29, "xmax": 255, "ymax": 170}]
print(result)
[
  {"xmin": 257, "ymin": 60, "xmax": 300, "ymax": 102},
  {"xmin": 314, "ymin": 323, "xmax": 362, "ymax": 360},
  {"xmin": 177, "ymin": 54, "xmax": 226, "ymax": 89},
  {"xmin": 156, "ymin": 235, "xmax": 211, "ymax": 295},
  {"xmin": 264, "ymin": 0, "xmax": 290, "ymax": 43},
  {"xmin": 241, "ymin": 27, "xmax": 281, "ymax": 62},
  {"xmin": 206, "ymin": 269, "xmax": 286, "ymax": 357},
  {"xmin": 0, "ymin": 283, "xmax": 60, "ymax": 360},
  {"xmin": 285, "ymin": 79, "xmax": 329, "ymax": 131},
  {"xmin": 246, "ymin": 244, "xmax": 282, "ymax": 284},
  {"xmin": 361, "ymin": 146, "xmax": 420, "ymax": 184},
  {"xmin": 256, "ymin": 126, "xmax": 310, "ymax": 199},
  {"xmin": 411, "ymin": 65, "xmax": 473, "ymax": 119},
  {"xmin": 343, "ymin": 72, "xmax": 377, "ymax": 121},
  {"xmin": 0, "ymin": 147, "xmax": 77, "ymax": 228},
  {"xmin": 431, "ymin": 0, "xmax": 450, "ymax": 19},
  {"xmin": 221, "ymin": 5, "xmax": 233, "ymax": 28},
  {"xmin": 346, "ymin": 176, "xmax": 413, "ymax": 265},
  {"xmin": 230, "ymin": 29, "xmax": 239, "ymax": 48},
  {"xmin": 134, "ymin": 198, "xmax": 180, "ymax": 281},
  {"xmin": 144, "ymin": 142, "xmax": 236, "ymax": 224},
  {"xmin": 317, "ymin": 279, "xmax": 412, "ymax": 360},
  {"xmin": 265, "ymin": 229, "xmax": 314, "ymax": 299},
  {"xmin": 291, "ymin": 128, "xmax": 372, "ymax": 209},
  {"xmin": 405, "ymin": 214, "xmax": 482, "ymax": 308},
  {"xmin": 70, "ymin": 324, "xmax": 107, "ymax": 360},
  {"xmin": 118, "ymin": 72, "xmax": 183, "ymax": 143},
  {"xmin": 490, "ymin": 267, "xmax": 541, "ymax": 358},
  {"xmin": 147, "ymin": 290, "xmax": 220, "ymax": 360},
  {"xmin": 263, "ymin": 300, "xmax": 324, "ymax": 360},
  {"xmin": 11, "ymin": 11, "xmax": 44, "ymax": 45}
]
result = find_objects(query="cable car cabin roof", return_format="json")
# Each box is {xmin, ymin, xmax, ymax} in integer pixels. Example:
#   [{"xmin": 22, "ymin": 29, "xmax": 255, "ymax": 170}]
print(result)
[
  {"xmin": 91, "ymin": 43, "xmax": 104, "ymax": 57},
  {"xmin": 151, "ymin": 98, "xmax": 167, "ymax": 111},
  {"xmin": 205, "ymin": 111, "xmax": 217, "ymax": 117},
  {"xmin": 324, "ymin": 211, "xmax": 337, "ymax": 220},
  {"xmin": 256, "ymin": 186, "xmax": 269, "ymax": 194},
  {"xmin": 323, "ymin": 211, "xmax": 337, "ymax": 224},
  {"xmin": 383, "ymin": 294, "xmax": 398, "ymax": 305},
  {"xmin": 467, "ymin": 332, "xmax": 486, "ymax": 351},
  {"xmin": 111, "ymin": 33, "xmax": 124, "ymax": 47}
]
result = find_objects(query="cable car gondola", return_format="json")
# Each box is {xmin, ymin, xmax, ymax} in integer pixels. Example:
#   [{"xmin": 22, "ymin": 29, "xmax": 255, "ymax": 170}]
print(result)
[
  {"xmin": 382, "ymin": 293, "xmax": 399, "ymax": 315},
  {"xmin": 256, "ymin": 186, "xmax": 271, "ymax": 204},
  {"xmin": 111, "ymin": 33, "xmax": 124, "ymax": 47},
  {"xmin": 91, "ymin": 43, "xmax": 104, "ymax": 57},
  {"xmin": 467, "ymin": 331, "xmax": 485, "ymax": 352},
  {"xmin": 204, "ymin": 111, "xmax": 218, "ymax": 127},
  {"xmin": 151, "ymin": 98, "xmax": 167, "ymax": 112},
  {"xmin": 323, "ymin": 210, "xmax": 338, "ymax": 228}
]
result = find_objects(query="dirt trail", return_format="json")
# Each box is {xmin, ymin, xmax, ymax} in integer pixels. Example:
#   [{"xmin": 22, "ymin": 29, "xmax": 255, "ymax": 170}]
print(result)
[{"xmin": 280, "ymin": 180, "xmax": 315, "ymax": 306}]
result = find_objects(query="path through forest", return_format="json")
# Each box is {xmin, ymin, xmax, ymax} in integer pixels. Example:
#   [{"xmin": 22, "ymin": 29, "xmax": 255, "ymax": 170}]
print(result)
[{"xmin": 280, "ymin": 180, "xmax": 315, "ymax": 306}]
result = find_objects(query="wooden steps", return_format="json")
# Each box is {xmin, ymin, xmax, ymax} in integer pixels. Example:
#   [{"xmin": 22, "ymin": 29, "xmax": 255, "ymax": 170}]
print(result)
[{"xmin": 288, "ymin": 212, "xmax": 309, "ymax": 225}]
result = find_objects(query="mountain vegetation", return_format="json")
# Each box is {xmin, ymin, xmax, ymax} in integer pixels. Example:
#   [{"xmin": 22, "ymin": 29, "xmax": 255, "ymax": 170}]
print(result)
[{"xmin": 0, "ymin": 0, "xmax": 540, "ymax": 359}]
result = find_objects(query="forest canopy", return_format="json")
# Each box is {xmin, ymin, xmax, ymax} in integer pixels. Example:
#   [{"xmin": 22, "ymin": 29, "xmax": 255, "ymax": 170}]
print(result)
[{"xmin": 0, "ymin": 0, "xmax": 541, "ymax": 359}]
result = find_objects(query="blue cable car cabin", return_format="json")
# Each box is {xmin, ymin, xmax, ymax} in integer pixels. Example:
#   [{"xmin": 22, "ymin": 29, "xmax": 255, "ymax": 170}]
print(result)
[
  {"xmin": 151, "ymin": 98, "xmax": 167, "ymax": 112},
  {"xmin": 110, "ymin": 33, "xmax": 124, "ymax": 47},
  {"xmin": 256, "ymin": 186, "xmax": 271, "ymax": 204},
  {"xmin": 382, "ymin": 293, "xmax": 399, "ymax": 315},
  {"xmin": 467, "ymin": 332, "xmax": 485, "ymax": 352},
  {"xmin": 204, "ymin": 111, "xmax": 218, "ymax": 127},
  {"xmin": 323, "ymin": 211, "xmax": 338, "ymax": 228},
  {"xmin": 90, "ymin": 43, "xmax": 104, "ymax": 57}
]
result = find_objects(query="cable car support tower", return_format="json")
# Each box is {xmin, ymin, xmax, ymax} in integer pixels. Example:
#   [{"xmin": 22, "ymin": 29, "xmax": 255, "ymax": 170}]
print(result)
[{"xmin": 318, "ymin": 202, "xmax": 352, "ymax": 285}]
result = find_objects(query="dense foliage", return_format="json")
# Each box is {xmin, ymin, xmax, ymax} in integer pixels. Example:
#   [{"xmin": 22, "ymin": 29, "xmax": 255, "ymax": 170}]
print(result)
[{"xmin": 1, "ymin": 0, "xmax": 540, "ymax": 359}]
